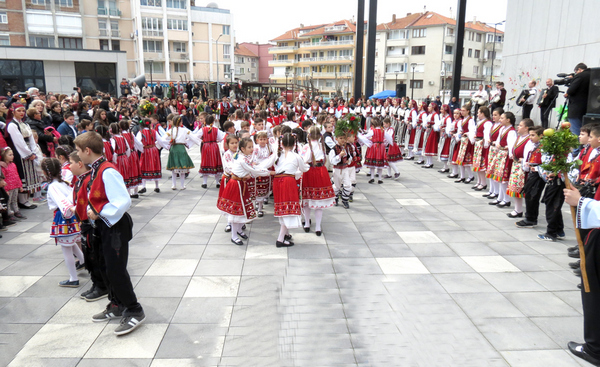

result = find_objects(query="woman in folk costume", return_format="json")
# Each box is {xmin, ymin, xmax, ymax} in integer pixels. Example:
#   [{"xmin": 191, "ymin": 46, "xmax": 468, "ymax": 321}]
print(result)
[
  {"xmin": 273, "ymin": 133, "xmax": 310, "ymax": 247},
  {"xmin": 383, "ymin": 117, "xmax": 402, "ymax": 179},
  {"xmin": 353, "ymin": 99, "xmax": 365, "ymax": 131},
  {"xmin": 4, "ymin": 103, "xmax": 44, "ymax": 208},
  {"xmin": 109, "ymin": 122, "xmax": 132, "ymax": 190},
  {"xmin": 252, "ymin": 131, "xmax": 275, "ymax": 217},
  {"xmin": 489, "ymin": 111, "xmax": 518, "ymax": 208},
  {"xmin": 300, "ymin": 126, "xmax": 336, "ymax": 236},
  {"xmin": 454, "ymin": 104, "xmax": 476, "ymax": 184},
  {"xmin": 506, "ymin": 118, "xmax": 534, "ymax": 217},
  {"xmin": 360, "ymin": 117, "xmax": 387, "ymax": 183},
  {"xmin": 483, "ymin": 108, "xmax": 505, "ymax": 200},
  {"xmin": 196, "ymin": 114, "xmax": 226, "ymax": 189},
  {"xmin": 137, "ymin": 118, "xmax": 166, "ymax": 193},
  {"xmin": 396, "ymin": 100, "xmax": 408, "ymax": 150},
  {"xmin": 422, "ymin": 102, "xmax": 441, "ymax": 169},
  {"xmin": 437, "ymin": 104, "xmax": 453, "ymax": 173},
  {"xmin": 165, "ymin": 115, "xmax": 201, "ymax": 190},
  {"xmin": 364, "ymin": 99, "xmax": 374, "ymax": 131},
  {"xmin": 120, "ymin": 120, "xmax": 143, "ymax": 198},
  {"xmin": 470, "ymin": 106, "xmax": 493, "ymax": 191},
  {"xmin": 220, "ymin": 134, "xmax": 241, "ymax": 233},
  {"xmin": 448, "ymin": 109, "xmax": 463, "ymax": 179},
  {"xmin": 217, "ymin": 137, "xmax": 275, "ymax": 246},
  {"xmin": 413, "ymin": 102, "xmax": 429, "ymax": 165},
  {"xmin": 404, "ymin": 100, "xmax": 419, "ymax": 160}
]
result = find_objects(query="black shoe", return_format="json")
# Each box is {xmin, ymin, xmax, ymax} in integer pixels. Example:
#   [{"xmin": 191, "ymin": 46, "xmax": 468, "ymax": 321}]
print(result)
[
  {"xmin": 515, "ymin": 220, "xmax": 537, "ymax": 228},
  {"xmin": 405, "ymin": 157, "xmax": 415, "ymax": 161},
  {"xmin": 58, "ymin": 279, "xmax": 79, "ymax": 288},
  {"xmin": 154, "ymin": 188, "xmax": 160, "ymax": 193},
  {"xmin": 85, "ymin": 287, "xmax": 108, "ymax": 302},
  {"xmin": 368, "ymin": 179, "xmax": 375, "ymax": 184},
  {"xmin": 92, "ymin": 303, "xmax": 123, "ymax": 322},
  {"xmin": 383, "ymin": 175, "xmax": 392, "ymax": 179},
  {"xmin": 578, "ymin": 283, "xmax": 583, "ymax": 290},
  {"xmin": 569, "ymin": 260, "xmax": 581, "ymax": 269},
  {"xmin": 471, "ymin": 185, "xmax": 479, "ymax": 190},
  {"xmin": 414, "ymin": 160, "xmax": 425, "ymax": 165},
  {"xmin": 304, "ymin": 226, "xmax": 310, "ymax": 233},
  {"xmin": 316, "ymin": 231, "xmax": 322, "ymax": 236},
  {"xmin": 284, "ymin": 234, "xmax": 293, "ymax": 242},
  {"xmin": 568, "ymin": 246, "xmax": 578, "ymax": 252},
  {"xmin": 216, "ymin": 183, "xmax": 221, "ymax": 188},
  {"xmin": 447, "ymin": 174, "xmax": 459, "ymax": 178},
  {"xmin": 276, "ymin": 240, "xmax": 294, "ymax": 248},
  {"xmin": 257, "ymin": 211, "xmax": 264, "ymax": 218},
  {"xmin": 224, "ymin": 225, "xmax": 231, "ymax": 233},
  {"xmin": 507, "ymin": 211, "xmax": 523, "ymax": 218},
  {"xmin": 474, "ymin": 185, "xmax": 486, "ymax": 191},
  {"xmin": 342, "ymin": 201, "xmax": 350, "ymax": 209},
  {"xmin": 231, "ymin": 238, "xmax": 244, "ymax": 246},
  {"xmin": 574, "ymin": 268, "xmax": 582, "ymax": 277},
  {"xmin": 487, "ymin": 194, "xmax": 498, "ymax": 200},
  {"xmin": 114, "ymin": 312, "xmax": 146, "ymax": 336},
  {"xmin": 201, "ymin": 184, "xmax": 207, "ymax": 189},
  {"xmin": 366, "ymin": 173, "xmax": 371, "ymax": 177},
  {"xmin": 482, "ymin": 193, "xmax": 491, "ymax": 197},
  {"xmin": 538, "ymin": 233, "xmax": 558, "ymax": 242},
  {"xmin": 454, "ymin": 178, "xmax": 465, "ymax": 183},
  {"xmin": 496, "ymin": 201, "xmax": 511, "ymax": 208},
  {"xmin": 80, "ymin": 285, "xmax": 95, "ymax": 299},
  {"xmin": 394, "ymin": 173, "xmax": 401, "ymax": 179},
  {"xmin": 438, "ymin": 168, "xmax": 450, "ymax": 173},
  {"xmin": 489, "ymin": 200, "xmax": 500, "ymax": 205},
  {"xmin": 3, "ymin": 220, "xmax": 17, "ymax": 227},
  {"xmin": 130, "ymin": 194, "xmax": 139, "ymax": 199},
  {"xmin": 75, "ymin": 261, "xmax": 85, "ymax": 271},
  {"xmin": 139, "ymin": 188, "xmax": 147, "ymax": 194},
  {"xmin": 237, "ymin": 232, "xmax": 248, "ymax": 240},
  {"xmin": 377, "ymin": 180, "xmax": 383, "ymax": 184},
  {"xmin": 568, "ymin": 342, "xmax": 600, "ymax": 366},
  {"xmin": 242, "ymin": 224, "xmax": 246, "ymax": 230},
  {"xmin": 422, "ymin": 164, "xmax": 433, "ymax": 168},
  {"xmin": 568, "ymin": 249, "xmax": 580, "ymax": 258},
  {"xmin": 464, "ymin": 177, "xmax": 474, "ymax": 184},
  {"xmin": 18, "ymin": 203, "xmax": 37, "ymax": 209}
]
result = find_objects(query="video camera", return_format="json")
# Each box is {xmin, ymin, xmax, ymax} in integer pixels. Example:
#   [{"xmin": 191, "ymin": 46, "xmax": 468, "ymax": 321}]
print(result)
[{"xmin": 554, "ymin": 73, "xmax": 575, "ymax": 86}]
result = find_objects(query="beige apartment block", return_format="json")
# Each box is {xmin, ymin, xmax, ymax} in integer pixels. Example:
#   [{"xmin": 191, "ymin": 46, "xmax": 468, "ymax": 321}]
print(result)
[{"xmin": 234, "ymin": 43, "xmax": 258, "ymax": 83}]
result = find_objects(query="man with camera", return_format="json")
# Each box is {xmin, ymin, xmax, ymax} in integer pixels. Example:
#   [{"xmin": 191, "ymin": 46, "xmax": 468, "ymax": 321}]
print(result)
[
  {"xmin": 564, "ymin": 63, "xmax": 591, "ymax": 136},
  {"xmin": 538, "ymin": 79, "xmax": 559, "ymax": 129}
]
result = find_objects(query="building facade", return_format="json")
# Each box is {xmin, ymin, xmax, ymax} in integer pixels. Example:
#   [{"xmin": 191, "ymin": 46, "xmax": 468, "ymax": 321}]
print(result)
[
  {"xmin": 234, "ymin": 43, "xmax": 258, "ymax": 83},
  {"xmin": 269, "ymin": 20, "xmax": 364, "ymax": 99},
  {"xmin": 375, "ymin": 12, "xmax": 504, "ymax": 102},
  {"xmin": 239, "ymin": 42, "xmax": 272, "ymax": 84}
]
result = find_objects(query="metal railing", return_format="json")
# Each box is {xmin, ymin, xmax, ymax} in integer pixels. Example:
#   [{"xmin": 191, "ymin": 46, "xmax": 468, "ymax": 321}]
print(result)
[
  {"xmin": 142, "ymin": 30, "xmax": 163, "ymax": 37},
  {"xmin": 268, "ymin": 46, "xmax": 298, "ymax": 52},
  {"xmin": 268, "ymin": 59, "xmax": 295, "ymax": 66},
  {"xmin": 299, "ymin": 72, "xmax": 352, "ymax": 78},
  {"xmin": 98, "ymin": 7, "xmax": 121, "ymax": 16},
  {"xmin": 299, "ymin": 40, "xmax": 354, "ymax": 48},
  {"xmin": 270, "ymin": 73, "xmax": 295, "ymax": 79},
  {"xmin": 298, "ymin": 56, "xmax": 353, "ymax": 63}
]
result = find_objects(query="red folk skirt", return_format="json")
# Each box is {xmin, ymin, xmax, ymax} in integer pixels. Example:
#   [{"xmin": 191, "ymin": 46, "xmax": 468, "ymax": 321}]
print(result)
[
  {"xmin": 302, "ymin": 164, "xmax": 335, "ymax": 209},
  {"xmin": 200, "ymin": 142, "xmax": 223, "ymax": 175},
  {"xmin": 387, "ymin": 143, "xmax": 403, "ymax": 162},
  {"xmin": 255, "ymin": 175, "xmax": 272, "ymax": 198},
  {"xmin": 408, "ymin": 128, "xmax": 416, "ymax": 149},
  {"xmin": 115, "ymin": 153, "xmax": 131, "ymax": 187},
  {"xmin": 273, "ymin": 175, "xmax": 301, "ymax": 216},
  {"xmin": 128, "ymin": 151, "xmax": 142, "ymax": 187},
  {"xmin": 216, "ymin": 176, "xmax": 257, "ymax": 223},
  {"xmin": 364, "ymin": 142, "xmax": 387, "ymax": 168},
  {"xmin": 423, "ymin": 130, "xmax": 439, "ymax": 156},
  {"xmin": 455, "ymin": 137, "xmax": 474, "ymax": 166},
  {"xmin": 439, "ymin": 135, "xmax": 451, "ymax": 159},
  {"xmin": 140, "ymin": 146, "xmax": 162, "ymax": 179}
]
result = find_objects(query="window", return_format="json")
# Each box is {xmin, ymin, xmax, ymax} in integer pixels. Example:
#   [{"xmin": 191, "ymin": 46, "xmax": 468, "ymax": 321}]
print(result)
[
  {"xmin": 445, "ymin": 45, "xmax": 453, "ymax": 55},
  {"xmin": 0, "ymin": 12, "xmax": 7, "ymax": 24},
  {"xmin": 166, "ymin": 0, "xmax": 185, "ymax": 9},
  {"xmin": 327, "ymin": 50, "xmax": 336, "ymax": 57},
  {"xmin": 486, "ymin": 50, "xmax": 496, "ymax": 60},
  {"xmin": 29, "ymin": 35, "xmax": 54, "ymax": 48},
  {"xmin": 0, "ymin": 60, "xmax": 45, "ymax": 96},
  {"xmin": 251, "ymin": 73, "xmax": 256, "ymax": 80},
  {"xmin": 167, "ymin": 19, "xmax": 187, "ymax": 31},
  {"xmin": 141, "ymin": 17, "xmax": 162, "ymax": 37},
  {"xmin": 486, "ymin": 34, "xmax": 494, "ymax": 43},
  {"xmin": 223, "ymin": 25, "xmax": 230, "ymax": 35},
  {"xmin": 143, "ymin": 40, "xmax": 163, "ymax": 52},
  {"xmin": 468, "ymin": 31, "xmax": 475, "ymax": 41},
  {"xmin": 412, "ymin": 28, "xmax": 426, "ymax": 38},
  {"xmin": 325, "ymin": 81, "xmax": 333, "ymax": 88},
  {"xmin": 100, "ymin": 39, "xmax": 109, "ymax": 50},
  {"xmin": 144, "ymin": 61, "xmax": 164, "ymax": 74},
  {"xmin": 446, "ymin": 27, "xmax": 455, "ymax": 36},
  {"xmin": 474, "ymin": 49, "xmax": 481, "ymax": 59},
  {"xmin": 340, "ymin": 65, "xmax": 350, "ymax": 73},
  {"xmin": 385, "ymin": 63, "xmax": 407, "ymax": 73},
  {"xmin": 473, "ymin": 66, "xmax": 479, "ymax": 75},
  {"xmin": 0, "ymin": 36, "xmax": 10, "ymax": 46},
  {"xmin": 110, "ymin": 21, "xmax": 119, "ymax": 37},
  {"xmin": 223, "ymin": 44, "xmax": 230, "ymax": 59},
  {"xmin": 387, "ymin": 46, "xmax": 405, "ymax": 57},
  {"xmin": 224, "ymin": 64, "xmax": 231, "ymax": 73},
  {"xmin": 140, "ymin": 0, "xmax": 161, "ymax": 6},
  {"xmin": 111, "ymin": 40, "xmax": 120, "ymax": 50},
  {"xmin": 172, "ymin": 41, "xmax": 186, "ymax": 52},
  {"xmin": 173, "ymin": 63, "xmax": 187, "ymax": 73},
  {"xmin": 55, "ymin": 0, "xmax": 73, "ymax": 7},
  {"xmin": 476, "ymin": 33, "xmax": 482, "ymax": 42},
  {"xmin": 411, "ymin": 46, "xmax": 425, "ymax": 55},
  {"xmin": 410, "ymin": 80, "xmax": 423, "ymax": 89},
  {"xmin": 467, "ymin": 48, "xmax": 472, "ymax": 57},
  {"xmin": 236, "ymin": 67, "xmax": 244, "ymax": 75},
  {"xmin": 388, "ymin": 30, "xmax": 406, "ymax": 40},
  {"xmin": 57, "ymin": 37, "xmax": 82, "ymax": 49},
  {"xmin": 31, "ymin": 0, "xmax": 46, "ymax": 4}
]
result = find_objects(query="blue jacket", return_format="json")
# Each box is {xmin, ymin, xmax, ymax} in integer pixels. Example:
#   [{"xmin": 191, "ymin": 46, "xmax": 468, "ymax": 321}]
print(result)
[{"xmin": 57, "ymin": 121, "xmax": 76, "ymax": 138}]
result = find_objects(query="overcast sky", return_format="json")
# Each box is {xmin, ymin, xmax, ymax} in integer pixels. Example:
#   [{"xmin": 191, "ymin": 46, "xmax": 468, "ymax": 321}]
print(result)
[{"xmin": 206, "ymin": 0, "xmax": 508, "ymax": 44}]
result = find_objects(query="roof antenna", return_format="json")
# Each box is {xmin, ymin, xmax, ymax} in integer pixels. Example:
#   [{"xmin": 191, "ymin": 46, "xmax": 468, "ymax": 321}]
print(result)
[{"xmin": 423, "ymin": 5, "xmax": 426, "ymax": 13}]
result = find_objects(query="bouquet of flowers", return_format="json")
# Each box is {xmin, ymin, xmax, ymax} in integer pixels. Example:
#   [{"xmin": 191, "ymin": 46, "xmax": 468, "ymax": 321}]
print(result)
[
  {"xmin": 334, "ymin": 113, "xmax": 360, "ymax": 137},
  {"xmin": 138, "ymin": 99, "xmax": 155, "ymax": 117},
  {"xmin": 196, "ymin": 102, "xmax": 205, "ymax": 113},
  {"xmin": 539, "ymin": 122, "xmax": 580, "ymax": 174}
]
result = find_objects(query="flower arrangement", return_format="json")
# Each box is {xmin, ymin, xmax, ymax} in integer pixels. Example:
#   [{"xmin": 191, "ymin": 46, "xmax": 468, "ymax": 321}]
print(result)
[
  {"xmin": 196, "ymin": 102, "xmax": 205, "ymax": 113},
  {"xmin": 138, "ymin": 100, "xmax": 155, "ymax": 117},
  {"xmin": 539, "ymin": 122, "xmax": 580, "ymax": 174},
  {"xmin": 334, "ymin": 113, "xmax": 360, "ymax": 137}
]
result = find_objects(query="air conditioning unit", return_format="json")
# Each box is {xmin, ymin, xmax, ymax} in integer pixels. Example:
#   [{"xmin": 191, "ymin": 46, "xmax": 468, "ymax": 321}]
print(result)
[
  {"xmin": 130, "ymin": 33, "xmax": 135, "ymax": 39},
  {"xmin": 429, "ymin": 81, "xmax": 434, "ymax": 86},
  {"xmin": 180, "ymin": 54, "xmax": 187, "ymax": 59},
  {"xmin": 440, "ymin": 70, "xmax": 446, "ymax": 76}
]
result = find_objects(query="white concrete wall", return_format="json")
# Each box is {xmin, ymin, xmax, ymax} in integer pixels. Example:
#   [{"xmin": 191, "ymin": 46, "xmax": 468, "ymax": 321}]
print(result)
[{"xmin": 502, "ymin": 0, "xmax": 600, "ymax": 122}]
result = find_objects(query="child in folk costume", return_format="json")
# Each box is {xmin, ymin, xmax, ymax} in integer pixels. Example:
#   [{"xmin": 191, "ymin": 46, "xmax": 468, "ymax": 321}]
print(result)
[
  {"xmin": 471, "ymin": 106, "xmax": 493, "ymax": 191},
  {"xmin": 405, "ymin": 100, "xmax": 419, "ymax": 160},
  {"xmin": 300, "ymin": 126, "xmax": 335, "ymax": 235},
  {"xmin": 252, "ymin": 131, "xmax": 275, "ymax": 217},
  {"xmin": 196, "ymin": 114, "xmax": 226, "ymax": 189},
  {"xmin": 217, "ymin": 137, "xmax": 275, "ymax": 246},
  {"xmin": 120, "ymin": 120, "xmax": 143, "ymax": 198},
  {"xmin": 506, "ymin": 118, "xmax": 534, "ymax": 217},
  {"xmin": 516, "ymin": 126, "xmax": 544, "ymax": 228},
  {"xmin": 95, "ymin": 125, "xmax": 114, "ymax": 166},
  {"xmin": 489, "ymin": 112, "xmax": 518, "ymax": 208},
  {"xmin": 437, "ymin": 105, "xmax": 453, "ymax": 173},
  {"xmin": 346, "ymin": 132, "xmax": 360, "ymax": 201},
  {"xmin": 43, "ymin": 158, "xmax": 84, "ymax": 288},
  {"xmin": 383, "ymin": 118, "xmax": 402, "ymax": 178},
  {"xmin": 220, "ymin": 134, "xmax": 241, "ymax": 234},
  {"xmin": 329, "ymin": 131, "xmax": 354, "ymax": 209},
  {"xmin": 164, "ymin": 115, "xmax": 200, "ymax": 190},
  {"xmin": 422, "ymin": 103, "xmax": 441, "ymax": 169},
  {"xmin": 483, "ymin": 108, "xmax": 505, "ymax": 199},
  {"xmin": 273, "ymin": 133, "xmax": 310, "ymax": 247},
  {"xmin": 109, "ymin": 123, "xmax": 132, "ymax": 190},
  {"xmin": 1, "ymin": 147, "xmax": 26, "ymax": 221},
  {"xmin": 137, "ymin": 118, "xmax": 165, "ymax": 193},
  {"xmin": 361, "ymin": 117, "xmax": 387, "ymax": 184},
  {"xmin": 55, "ymin": 145, "xmax": 74, "ymax": 186},
  {"xmin": 447, "ymin": 109, "xmax": 462, "ymax": 179},
  {"xmin": 454, "ymin": 105, "xmax": 476, "ymax": 184},
  {"xmin": 413, "ymin": 103, "xmax": 429, "ymax": 165}
]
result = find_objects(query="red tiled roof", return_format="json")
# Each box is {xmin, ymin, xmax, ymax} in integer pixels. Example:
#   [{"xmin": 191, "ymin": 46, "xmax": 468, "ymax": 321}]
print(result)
[
  {"xmin": 376, "ymin": 13, "xmax": 421, "ymax": 31},
  {"xmin": 270, "ymin": 23, "xmax": 327, "ymax": 42},
  {"xmin": 377, "ymin": 12, "xmax": 504, "ymax": 34},
  {"xmin": 300, "ymin": 19, "xmax": 357, "ymax": 37},
  {"xmin": 234, "ymin": 44, "xmax": 258, "ymax": 58}
]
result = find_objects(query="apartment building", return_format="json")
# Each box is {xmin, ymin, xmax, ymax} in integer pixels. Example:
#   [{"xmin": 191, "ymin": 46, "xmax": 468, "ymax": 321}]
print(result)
[
  {"xmin": 238, "ymin": 42, "xmax": 272, "ymax": 84},
  {"xmin": 375, "ymin": 11, "xmax": 504, "ymax": 101},
  {"xmin": 234, "ymin": 43, "xmax": 258, "ymax": 83},
  {"xmin": 269, "ymin": 20, "xmax": 364, "ymax": 99},
  {"xmin": 0, "ymin": 0, "xmax": 235, "ymax": 95}
]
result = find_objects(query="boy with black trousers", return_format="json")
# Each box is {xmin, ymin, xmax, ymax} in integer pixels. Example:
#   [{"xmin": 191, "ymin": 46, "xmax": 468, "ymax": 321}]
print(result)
[
  {"xmin": 74, "ymin": 131, "xmax": 144, "ymax": 336},
  {"xmin": 516, "ymin": 126, "xmax": 544, "ymax": 228}
]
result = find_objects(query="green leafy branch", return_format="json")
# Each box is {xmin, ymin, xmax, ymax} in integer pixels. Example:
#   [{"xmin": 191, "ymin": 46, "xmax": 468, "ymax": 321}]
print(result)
[{"xmin": 539, "ymin": 127, "xmax": 580, "ymax": 174}]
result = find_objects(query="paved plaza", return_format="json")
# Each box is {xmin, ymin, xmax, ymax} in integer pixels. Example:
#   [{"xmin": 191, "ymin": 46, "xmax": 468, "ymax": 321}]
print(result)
[{"xmin": 0, "ymin": 151, "xmax": 591, "ymax": 366}]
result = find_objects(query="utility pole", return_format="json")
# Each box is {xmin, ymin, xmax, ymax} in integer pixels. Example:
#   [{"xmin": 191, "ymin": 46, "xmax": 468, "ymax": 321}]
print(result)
[
  {"xmin": 364, "ymin": 0, "xmax": 377, "ymax": 99},
  {"xmin": 451, "ymin": 0, "xmax": 467, "ymax": 100},
  {"xmin": 354, "ymin": 0, "xmax": 365, "ymax": 100}
]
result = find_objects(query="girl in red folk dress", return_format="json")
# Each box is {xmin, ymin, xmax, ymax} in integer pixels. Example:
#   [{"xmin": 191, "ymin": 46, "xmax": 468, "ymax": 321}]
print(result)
[
  {"xmin": 422, "ymin": 103, "xmax": 441, "ymax": 169},
  {"xmin": 454, "ymin": 105, "xmax": 475, "ymax": 184},
  {"xmin": 136, "ymin": 118, "xmax": 165, "ymax": 193},
  {"xmin": 252, "ymin": 131, "xmax": 275, "ymax": 217},
  {"xmin": 273, "ymin": 133, "xmax": 309, "ymax": 247},
  {"xmin": 220, "ymin": 134, "xmax": 239, "ymax": 233},
  {"xmin": 95, "ymin": 125, "xmax": 114, "ymax": 167},
  {"xmin": 55, "ymin": 145, "xmax": 74, "ymax": 185},
  {"xmin": 361, "ymin": 118, "xmax": 387, "ymax": 184},
  {"xmin": 437, "ymin": 104, "xmax": 453, "ymax": 174},
  {"xmin": 197, "ymin": 115, "xmax": 226, "ymax": 189},
  {"xmin": 383, "ymin": 118, "xmax": 402, "ymax": 179},
  {"xmin": 448, "ymin": 109, "xmax": 462, "ymax": 179},
  {"xmin": 506, "ymin": 118, "xmax": 534, "ymax": 218},
  {"xmin": 109, "ymin": 123, "xmax": 131, "ymax": 190},
  {"xmin": 471, "ymin": 107, "xmax": 493, "ymax": 191},
  {"xmin": 120, "ymin": 120, "xmax": 143, "ymax": 198},
  {"xmin": 300, "ymin": 126, "xmax": 335, "ymax": 236},
  {"xmin": 483, "ymin": 108, "xmax": 505, "ymax": 200},
  {"xmin": 489, "ymin": 112, "xmax": 518, "ymax": 208},
  {"xmin": 217, "ymin": 137, "xmax": 275, "ymax": 246}
]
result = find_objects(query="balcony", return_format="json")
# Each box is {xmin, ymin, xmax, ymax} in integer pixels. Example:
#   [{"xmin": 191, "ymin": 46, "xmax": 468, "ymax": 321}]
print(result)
[
  {"xmin": 268, "ymin": 59, "xmax": 296, "ymax": 67},
  {"xmin": 386, "ymin": 38, "xmax": 409, "ymax": 46},
  {"xmin": 99, "ymin": 29, "xmax": 121, "ymax": 38},
  {"xmin": 445, "ymin": 34, "xmax": 455, "ymax": 44},
  {"xmin": 98, "ymin": 7, "xmax": 121, "ymax": 16},
  {"xmin": 269, "ymin": 73, "xmax": 294, "ymax": 79},
  {"xmin": 485, "ymin": 42, "xmax": 503, "ymax": 52},
  {"xmin": 298, "ymin": 40, "xmax": 354, "ymax": 49},
  {"xmin": 299, "ymin": 72, "xmax": 352, "ymax": 79},
  {"xmin": 268, "ymin": 46, "xmax": 298, "ymax": 54},
  {"xmin": 142, "ymin": 30, "xmax": 163, "ymax": 38},
  {"xmin": 298, "ymin": 56, "xmax": 353, "ymax": 64},
  {"xmin": 170, "ymin": 52, "xmax": 189, "ymax": 60}
]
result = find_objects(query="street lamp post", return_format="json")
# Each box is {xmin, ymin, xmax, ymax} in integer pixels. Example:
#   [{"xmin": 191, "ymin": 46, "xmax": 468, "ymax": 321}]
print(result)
[
  {"xmin": 411, "ymin": 63, "xmax": 417, "ymax": 100},
  {"xmin": 148, "ymin": 59, "xmax": 153, "ymax": 86},
  {"xmin": 214, "ymin": 33, "xmax": 223, "ymax": 99},
  {"xmin": 395, "ymin": 71, "xmax": 399, "ymax": 96}
]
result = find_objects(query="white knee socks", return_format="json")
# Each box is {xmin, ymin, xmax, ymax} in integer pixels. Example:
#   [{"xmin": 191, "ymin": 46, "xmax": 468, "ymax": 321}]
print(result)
[
  {"xmin": 277, "ymin": 224, "xmax": 288, "ymax": 242},
  {"xmin": 514, "ymin": 197, "xmax": 523, "ymax": 213},
  {"xmin": 203, "ymin": 175, "xmax": 208, "ymax": 185},
  {"xmin": 62, "ymin": 245, "xmax": 84, "ymax": 282},
  {"xmin": 180, "ymin": 174, "xmax": 185, "ymax": 189},
  {"xmin": 315, "ymin": 209, "xmax": 323, "ymax": 232},
  {"xmin": 304, "ymin": 207, "xmax": 311, "ymax": 228},
  {"xmin": 171, "ymin": 174, "xmax": 177, "ymax": 188}
]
